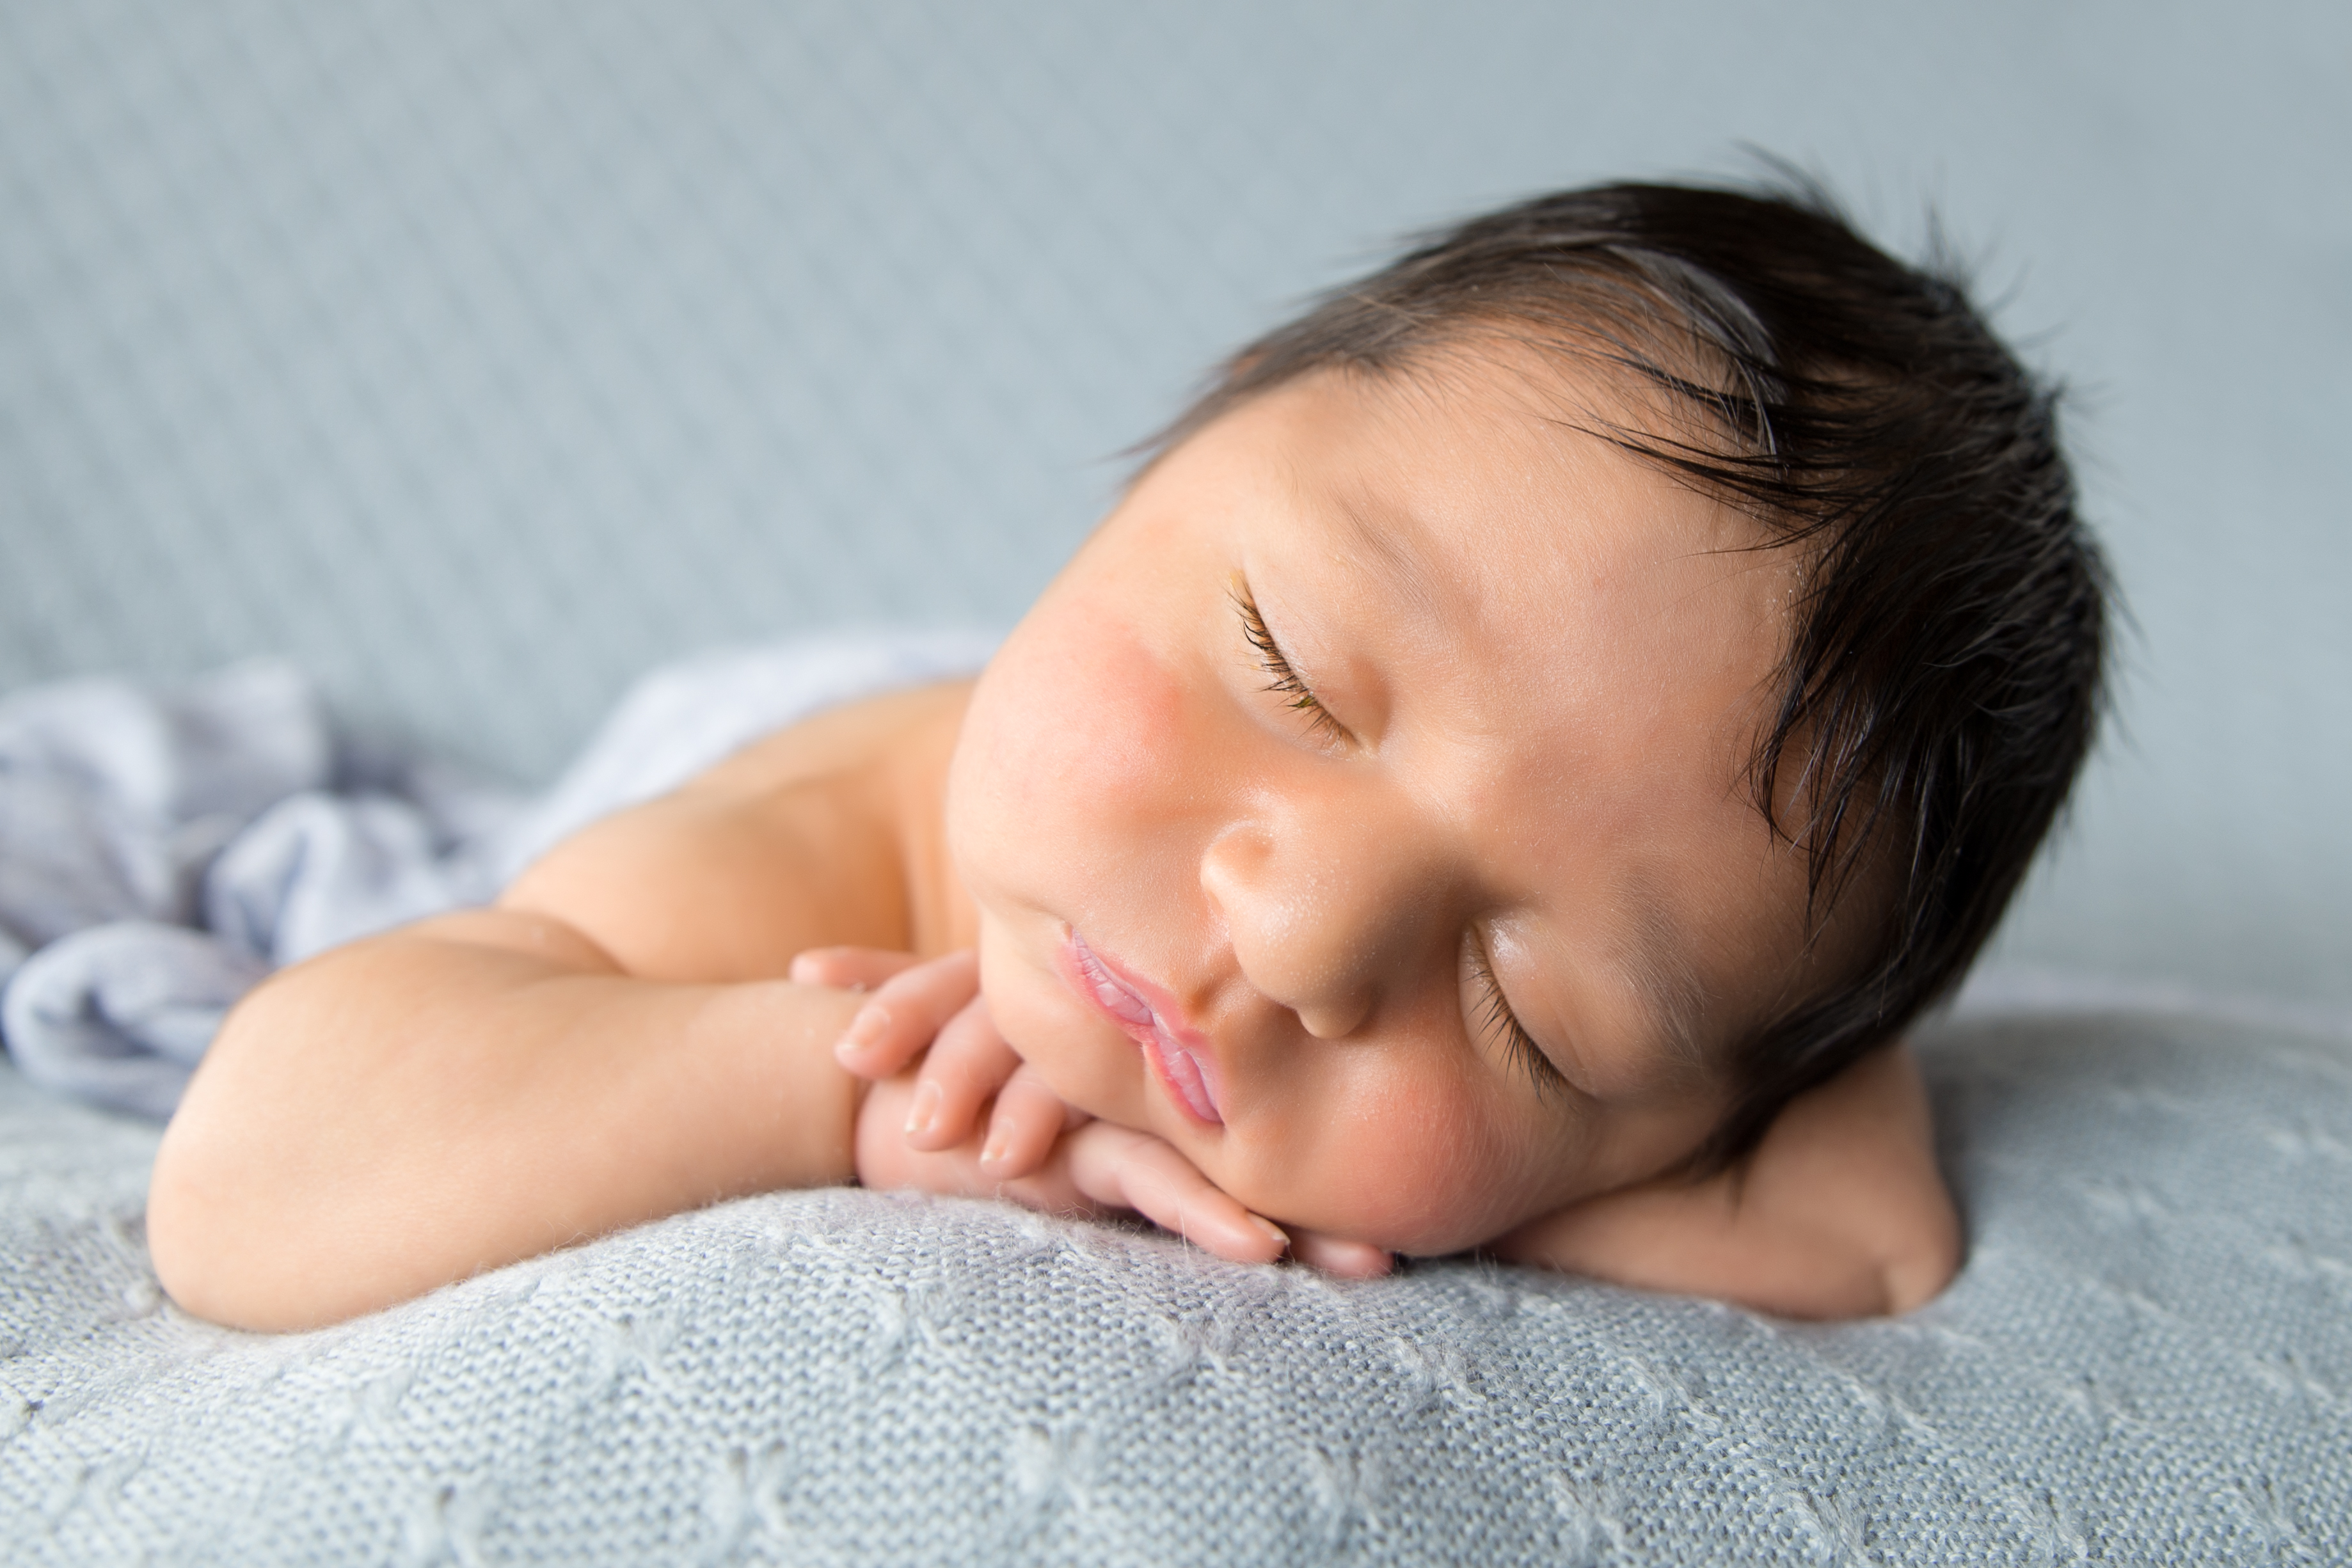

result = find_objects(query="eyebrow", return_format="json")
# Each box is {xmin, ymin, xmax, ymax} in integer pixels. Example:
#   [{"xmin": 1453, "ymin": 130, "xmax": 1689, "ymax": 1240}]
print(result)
[
  {"xmin": 1616, "ymin": 883, "xmax": 1710, "ymax": 1078},
  {"xmin": 1332, "ymin": 500, "xmax": 1447, "ymax": 628}
]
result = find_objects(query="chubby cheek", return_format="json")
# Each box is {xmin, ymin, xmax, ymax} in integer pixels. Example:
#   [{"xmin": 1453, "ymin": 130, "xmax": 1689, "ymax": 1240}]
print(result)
[
  {"xmin": 949, "ymin": 594, "xmax": 1201, "ymax": 911},
  {"xmin": 1228, "ymin": 1068, "xmax": 1554, "ymax": 1258}
]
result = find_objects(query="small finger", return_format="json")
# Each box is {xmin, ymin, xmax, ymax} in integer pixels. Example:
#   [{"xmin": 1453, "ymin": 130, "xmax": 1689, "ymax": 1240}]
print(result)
[
  {"xmin": 1289, "ymin": 1230, "xmax": 1394, "ymax": 1279},
  {"xmin": 855, "ymin": 1075, "xmax": 1099, "ymax": 1219},
  {"xmin": 976, "ymin": 1065, "xmax": 1084, "ymax": 1178},
  {"xmin": 903, "ymin": 994, "xmax": 1022, "ymax": 1152},
  {"xmin": 790, "ymin": 946, "xmax": 921, "ymax": 991},
  {"xmin": 1066, "ymin": 1123, "xmax": 1289, "ymax": 1266},
  {"xmin": 832, "ymin": 950, "xmax": 980, "ymax": 1079}
]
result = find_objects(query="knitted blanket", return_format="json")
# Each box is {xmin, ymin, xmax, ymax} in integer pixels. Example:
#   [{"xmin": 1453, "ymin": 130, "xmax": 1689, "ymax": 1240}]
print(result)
[{"xmin": 5, "ymin": 1004, "xmax": 2348, "ymax": 1564}]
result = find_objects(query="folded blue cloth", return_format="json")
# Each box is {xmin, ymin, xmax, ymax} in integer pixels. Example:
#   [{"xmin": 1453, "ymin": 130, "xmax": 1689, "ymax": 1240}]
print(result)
[
  {"xmin": 0, "ymin": 661, "xmax": 329, "ymax": 954},
  {"xmin": 0, "ymin": 923, "xmax": 265, "ymax": 1120}
]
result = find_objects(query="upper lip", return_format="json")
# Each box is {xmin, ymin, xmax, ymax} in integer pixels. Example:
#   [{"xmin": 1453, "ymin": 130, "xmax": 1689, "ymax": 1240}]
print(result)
[{"xmin": 1061, "ymin": 930, "xmax": 1224, "ymax": 1124}]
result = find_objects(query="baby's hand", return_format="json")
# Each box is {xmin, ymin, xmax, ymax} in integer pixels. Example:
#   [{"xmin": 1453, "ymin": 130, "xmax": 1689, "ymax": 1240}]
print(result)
[
  {"xmin": 793, "ymin": 946, "xmax": 1390, "ymax": 1278},
  {"xmin": 793, "ymin": 946, "xmax": 1074, "ymax": 1179},
  {"xmin": 1490, "ymin": 1042, "xmax": 1959, "ymax": 1317}
]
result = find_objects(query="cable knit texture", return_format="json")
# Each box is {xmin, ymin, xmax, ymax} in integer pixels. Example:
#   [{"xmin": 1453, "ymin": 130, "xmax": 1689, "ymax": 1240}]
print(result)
[{"xmin": 4, "ymin": 1010, "xmax": 2347, "ymax": 1564}]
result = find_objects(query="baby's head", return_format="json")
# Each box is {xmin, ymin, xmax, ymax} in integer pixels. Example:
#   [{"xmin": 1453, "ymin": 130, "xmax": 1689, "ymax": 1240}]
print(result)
[{"xmin": 948, "ymin": 180, "xmax": 2106, "ymax": 1255}]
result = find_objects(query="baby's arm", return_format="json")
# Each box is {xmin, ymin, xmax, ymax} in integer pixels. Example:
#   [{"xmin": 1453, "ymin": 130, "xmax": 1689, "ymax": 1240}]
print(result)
[
  {"xmin": 147, "ymin": 786, "xmax": 891, "ymax": 1332},
  {"xmin": 1491, "ymin": 1045, "xmax": 1961, "ymax": 1318}
]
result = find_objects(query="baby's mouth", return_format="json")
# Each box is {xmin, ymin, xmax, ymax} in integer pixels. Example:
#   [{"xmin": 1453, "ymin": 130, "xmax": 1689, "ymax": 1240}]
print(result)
[{"xmin": 1064, "ymin": 931, "xmax": 1223, "ymax": 1125}]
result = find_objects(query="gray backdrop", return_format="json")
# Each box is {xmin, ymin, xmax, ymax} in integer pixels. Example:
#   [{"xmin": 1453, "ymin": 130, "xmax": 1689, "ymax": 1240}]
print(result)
[{"xmin": 3, "ymin": 2, "xmax": 2346, "ymax": 1004}]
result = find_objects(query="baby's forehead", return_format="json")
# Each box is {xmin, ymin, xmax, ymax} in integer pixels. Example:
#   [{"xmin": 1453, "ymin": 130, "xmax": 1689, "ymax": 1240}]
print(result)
[
  {"xmin": 1258, "ymin": 349, "xmax": 1786, "ymax": 563},
  {"xmin": 1326, "ymin": 370, "xmax": 1788, "ymax": 633}
]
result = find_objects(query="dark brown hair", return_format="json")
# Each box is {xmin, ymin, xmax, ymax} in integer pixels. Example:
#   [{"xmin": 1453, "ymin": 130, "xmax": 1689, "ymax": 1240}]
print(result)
[{"xmin": 1156, "ymin": 178, "xmax": 2109, "ymax": 1171}]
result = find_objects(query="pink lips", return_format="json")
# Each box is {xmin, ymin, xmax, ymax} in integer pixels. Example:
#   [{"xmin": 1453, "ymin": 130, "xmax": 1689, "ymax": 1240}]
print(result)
[{"xmin": 1063, "ymin": 931, "xmax": 1224, "ymax": 1125}]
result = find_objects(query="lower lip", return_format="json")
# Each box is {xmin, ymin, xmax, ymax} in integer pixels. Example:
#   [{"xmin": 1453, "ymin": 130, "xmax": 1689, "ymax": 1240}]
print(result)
[{"xmin": 1061, "ymin": 931, "xmax": 1223, "ymax": 1125}]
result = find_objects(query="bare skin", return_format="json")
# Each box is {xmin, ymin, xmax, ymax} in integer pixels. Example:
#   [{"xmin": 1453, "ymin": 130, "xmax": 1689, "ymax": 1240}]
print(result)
[{"xmin": 149, "ymin": 354, "xmax": 1962, "ymax": 1333}]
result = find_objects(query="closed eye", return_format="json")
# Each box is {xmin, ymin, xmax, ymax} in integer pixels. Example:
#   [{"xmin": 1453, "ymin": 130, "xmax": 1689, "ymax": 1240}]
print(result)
[
  {"xmin": 1465, "ymin": 931, "xmax": 1569, "ymax": 1102},
  {"xmin": 1232, "ymin": 585, "xmax": 1349, "ymax": 746}
]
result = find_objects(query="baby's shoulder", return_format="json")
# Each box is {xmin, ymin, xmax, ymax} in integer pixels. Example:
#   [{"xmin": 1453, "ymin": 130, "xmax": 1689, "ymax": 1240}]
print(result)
[
  {"xmin": 500, "ymin": 679, "xmax": 974, "ymax": 979},
  {"xmin": 694, "ymin": 677, "xmax": 974, "ymax": 800}
]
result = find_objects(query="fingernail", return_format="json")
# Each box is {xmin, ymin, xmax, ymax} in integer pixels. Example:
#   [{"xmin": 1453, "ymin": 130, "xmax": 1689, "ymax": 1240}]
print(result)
[
  {"xmin": 980, "ymin": 1127, "xmax": 1010, "ymax": 1166},
  {"xmin": 904, "ymin": 1079, "xmax": 942, "ymax": 1140},
  {"xmin": 835, "ymin": 1004, "xmax": 886, "ymax": 1059},
  {"xmin": 1253, "ymin": 1217, "xmax": 1291, "ymax": 1253}
]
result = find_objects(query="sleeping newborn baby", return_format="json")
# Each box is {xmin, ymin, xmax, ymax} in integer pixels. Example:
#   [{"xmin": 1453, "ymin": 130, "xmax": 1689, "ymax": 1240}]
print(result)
[{"xmin": 147, "ymin": 180, "xmax": 2107, "ymax": 1333}]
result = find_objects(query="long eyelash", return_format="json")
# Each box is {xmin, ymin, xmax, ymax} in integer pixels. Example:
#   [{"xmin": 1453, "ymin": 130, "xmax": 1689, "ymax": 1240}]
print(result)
[
  {"xmin": 1232, "ymin": 589, "xmax": 1348, "ymax": 744},
  {"xmin": 1468, "ymin": 937, "xmax": 1568, "ymax": 1101}
]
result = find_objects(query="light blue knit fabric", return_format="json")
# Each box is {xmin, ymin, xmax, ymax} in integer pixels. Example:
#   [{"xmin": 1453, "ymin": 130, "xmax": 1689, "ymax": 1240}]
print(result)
[{"xmin": 4, "ymin": 1006, "xmax": 2347, "ymax": 1564}]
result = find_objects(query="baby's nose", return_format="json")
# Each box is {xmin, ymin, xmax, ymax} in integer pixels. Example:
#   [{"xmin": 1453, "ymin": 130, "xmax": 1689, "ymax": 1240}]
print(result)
[{"xmin": 1199, "ymin": 802, "xmax": 1439, "ymax": 1039}]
